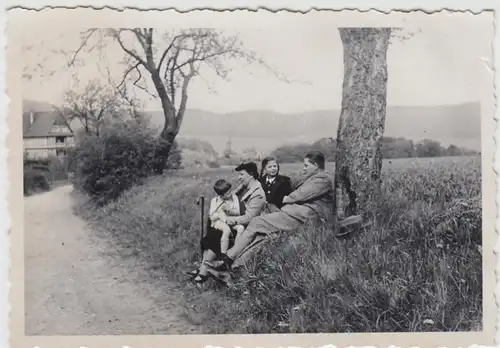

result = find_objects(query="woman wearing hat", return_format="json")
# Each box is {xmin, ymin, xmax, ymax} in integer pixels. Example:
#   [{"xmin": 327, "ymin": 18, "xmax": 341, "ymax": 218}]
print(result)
[
  {"xmin": 225, "ymin": 161, "xmax": 268, "ymax": 228},
  {"xmin": 188, "ymin": 161, "xmax": 267, "ymax": 285},
  {"xmin": 205, "ymin": 151, "xmax": 334, "ymax": 275}
]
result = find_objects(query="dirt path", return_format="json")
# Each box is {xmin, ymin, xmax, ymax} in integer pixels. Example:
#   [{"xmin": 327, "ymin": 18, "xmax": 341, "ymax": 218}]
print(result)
[{"xmin": 24, "ymin": 185, "xmax": 201, "ymax": 335}]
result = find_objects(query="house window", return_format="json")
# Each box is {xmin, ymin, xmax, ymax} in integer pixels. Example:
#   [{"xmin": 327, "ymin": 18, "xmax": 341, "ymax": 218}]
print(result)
[
  {"xmin": 56, "ymin": 149, "xmax": 67, "ymax": 156},
  {"xmin": 55, "ymin": 136, "xmax": 65, "ymax": 144}
]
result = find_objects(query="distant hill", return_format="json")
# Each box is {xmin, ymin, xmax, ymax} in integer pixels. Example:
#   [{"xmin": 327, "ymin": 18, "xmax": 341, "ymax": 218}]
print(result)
[
  {"xmin": 143, "ymin": 102, "xmax": 482, "ymax": 153},
  {"xmin": 23, "ymin": 99, "xmax": 482, "ymax": 154}
]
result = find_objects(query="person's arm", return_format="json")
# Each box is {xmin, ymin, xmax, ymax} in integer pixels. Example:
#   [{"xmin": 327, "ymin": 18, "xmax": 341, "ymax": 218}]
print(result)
[
  {"xmin": 224, "ymin": 195, "xmax": 241, "ymax": 215},
  {"xmin": 283, "ymin": 177, "xmax": 293, "ymax": 195},
  {"xmin": 285, "ymin": 175, "xmax": 332, "ymax": 204},
  {"xmin": 208, "ymin": 197, "xmax": 221, "ymax": 221},
  {"xmin": 218, "ymin": 209, "xmax": 228, "ymax": 223},
  {"xmin": 231, "ymin": 192, "xmax": 266, "ymax": 226},
  {"xmin": 277, "ymin": 177, "xmax": 293, "ymax": 206}
]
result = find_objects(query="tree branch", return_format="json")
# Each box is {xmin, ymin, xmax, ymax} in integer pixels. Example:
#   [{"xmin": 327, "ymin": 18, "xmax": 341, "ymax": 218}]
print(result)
[
  {"xmin": 176, "ymin": 50, "xmax": 224, "ymax": 72},
  {"xmin": 169, "ymin": 49, "xmax": 181, "ymax": 106},
  {"xmin": 157, "ymin": 34, "xmax": 183, "ymax": 71},
  {"xmin": 131, "ymin": 66, "xmax": 157, "ymax": 99},
  {"xmin": 117, "ymin": 62, "xmax": 141, "ymax": 90},
  {"xmin": 113, "ymin": 30, "xmax": 148, "ymax": 68},
  {"xmin": 132, "ymin": 29, "xmax": 147, "ymax": 50},
  {"xmin": 67, "ymin": 29, "xmax": 98, "ymax": 67},
  {"xmin": 52, "ymin": 106, "xmax": 74, "ymax": 133},
  {"xmin": 175, "ymin": 61, "xmax": 196, "ymax": 130}
]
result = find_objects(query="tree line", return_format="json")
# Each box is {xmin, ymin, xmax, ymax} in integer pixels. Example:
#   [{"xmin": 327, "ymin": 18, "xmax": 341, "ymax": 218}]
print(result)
[
  {"xmin": 174, "ymin": 135, "xmax": 480, "ymax": 168},
  {"xmin": 269, "ymin": 137, "xmax": 479, "ymax": 164}
]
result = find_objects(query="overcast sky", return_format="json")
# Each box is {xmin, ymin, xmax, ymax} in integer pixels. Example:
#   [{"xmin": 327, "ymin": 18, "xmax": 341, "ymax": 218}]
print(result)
[{"xmin": 10, "ymin": 9, "xmax": 494, "ymax": 114}]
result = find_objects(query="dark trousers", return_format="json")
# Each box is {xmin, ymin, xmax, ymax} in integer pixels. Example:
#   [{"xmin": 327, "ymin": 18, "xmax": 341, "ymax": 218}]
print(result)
[{"xmin": 200, "ymin": 219, "xmax": 236, "ymax": 257}]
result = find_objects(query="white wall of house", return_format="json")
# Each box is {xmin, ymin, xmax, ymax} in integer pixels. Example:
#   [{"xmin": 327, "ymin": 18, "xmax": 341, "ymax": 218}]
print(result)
[
  {"xmin": 24, "ymin": 136, "xmax": 75, "ymax": 159},
  {"xmin": 24, "ymin": 137, "xmax": 47, "ymax": 149}
]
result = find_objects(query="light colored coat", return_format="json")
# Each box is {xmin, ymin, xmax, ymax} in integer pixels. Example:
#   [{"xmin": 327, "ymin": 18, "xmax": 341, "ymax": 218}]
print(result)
[
  {"xmin": 208, "ymin": 193, "xmax": 240, "ymax": 227},
  {"xmin": 232, "ymin": 180, "xmax": 266, "ymax": 226},
  {"xmin": 280, "ymin": 170, "xmax": 334, "ymax": 223}
]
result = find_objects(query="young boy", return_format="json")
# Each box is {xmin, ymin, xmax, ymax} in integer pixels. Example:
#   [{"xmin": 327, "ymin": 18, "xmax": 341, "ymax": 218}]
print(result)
[{"xmin": 209, "ymin": 179, "xmax": 244, "ymax": 254}]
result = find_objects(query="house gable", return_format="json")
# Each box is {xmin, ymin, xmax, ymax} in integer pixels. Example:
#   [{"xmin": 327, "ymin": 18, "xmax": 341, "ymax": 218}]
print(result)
[{"xmin": 23, "ymin": 110, "xmax": 74, "ymax": 138}]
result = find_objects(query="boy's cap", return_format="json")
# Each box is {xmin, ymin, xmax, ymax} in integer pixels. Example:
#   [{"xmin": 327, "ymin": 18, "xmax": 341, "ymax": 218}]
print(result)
[{"xmin": 235, "ymin": 161, "xmax": 259, "ymax": 177}]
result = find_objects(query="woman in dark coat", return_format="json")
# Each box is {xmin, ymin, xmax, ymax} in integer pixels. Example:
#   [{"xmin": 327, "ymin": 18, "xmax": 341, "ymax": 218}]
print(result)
[{"xmin": 259, "ymin": 156, "xmax": 292, "ymax": 213}]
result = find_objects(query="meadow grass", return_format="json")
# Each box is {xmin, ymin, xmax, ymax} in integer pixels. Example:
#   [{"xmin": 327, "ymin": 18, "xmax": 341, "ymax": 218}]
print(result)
[{"xmin": 74, "ymin": 155, "xmax": 482, "ymax": 333}]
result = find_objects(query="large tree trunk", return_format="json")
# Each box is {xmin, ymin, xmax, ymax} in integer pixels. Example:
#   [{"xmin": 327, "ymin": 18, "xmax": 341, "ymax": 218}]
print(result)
[
  {"xmin": 150, "ymin": 69, "xmax": 179, "ymax": 174},
  {"xmin": 153, "ymin": 128, "xmax": 177, "ymax": 174},
  {"xmin": 334, "ymin": 28, "xmax": 391, "ymax": 222}
]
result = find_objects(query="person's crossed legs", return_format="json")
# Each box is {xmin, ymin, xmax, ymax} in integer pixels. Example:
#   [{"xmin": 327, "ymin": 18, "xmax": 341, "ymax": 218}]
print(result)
[{"xmin": 206, "ymin": 210, "xmax": 302, "ymax": 271}]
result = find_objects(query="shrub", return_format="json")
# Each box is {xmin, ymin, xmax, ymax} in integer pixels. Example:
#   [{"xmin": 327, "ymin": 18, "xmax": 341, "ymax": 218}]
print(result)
[
  {"xmin": 166, "ymin": 140, "xmax": 182, "ymax": 169},
  {"xmin": 65, "ymin": 148, "xmax": 78, "ymax": 173},
  {"xmin": 73, "ymin": 118, "xmax": 158, "ymax": 205},
  {"xmin": 177, "ymin": 138, "xmax": 219, "ymax": 158},
  {"xmin": 47, "ymin": 155, "xmax": 69, "ymax": 181},
  {"xmin": 182, "ymin": 148, "xmax": 220, "ymax": 169},
  {"xmin": 23, "ymin": 158, "xmax": 49, "ymax": 167},
  {"xmin": 207, "ymin": 160, "xmax": 221, "ymax": 168},
  {"xmin": 23, "ymin": 169, "xmax": 50, "ymax": 195},
  {"xmin": 23, "ymin": 155, "xmax": 71, "ymax": 183}
]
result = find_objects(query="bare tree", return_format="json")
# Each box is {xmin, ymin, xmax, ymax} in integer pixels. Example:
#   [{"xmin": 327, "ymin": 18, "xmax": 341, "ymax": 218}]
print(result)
[
  {"xmin": 66, "ymin": 28, "xmax": 288, "ymax": 173},
  {"xmin": 61, "ymin": 79, "xmax": 125, "ymax": 137},
  {"xmin": 334, "ymin": 28, "xmax": 413, "ymax": 230}
]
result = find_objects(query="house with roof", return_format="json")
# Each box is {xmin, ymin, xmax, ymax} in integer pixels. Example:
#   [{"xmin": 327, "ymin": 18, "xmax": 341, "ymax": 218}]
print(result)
[{"xmin": 23, "ymin": 100, "xmax": 75, "ymax": 159}]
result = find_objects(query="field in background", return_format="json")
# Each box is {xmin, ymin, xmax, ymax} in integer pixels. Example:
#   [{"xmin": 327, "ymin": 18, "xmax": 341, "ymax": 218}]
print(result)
[
  {"xmin": 171, "ymin": 155, "xmax": 479, "ymax": 175},
  {"xmin": 74, "ymin": 155, "xmax": 482, "ymax": 333}
]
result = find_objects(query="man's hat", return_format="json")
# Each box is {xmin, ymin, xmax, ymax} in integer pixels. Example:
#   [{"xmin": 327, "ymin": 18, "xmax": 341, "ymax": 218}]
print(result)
[{"xmin": 235, "ymin": 161, "xmax": 259, "ymax": 179}]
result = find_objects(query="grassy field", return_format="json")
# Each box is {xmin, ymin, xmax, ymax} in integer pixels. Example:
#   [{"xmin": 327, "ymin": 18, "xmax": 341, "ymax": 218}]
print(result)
[{"xmin": 74, "ymin": 155, "xmax": 482, "ymax": 334}]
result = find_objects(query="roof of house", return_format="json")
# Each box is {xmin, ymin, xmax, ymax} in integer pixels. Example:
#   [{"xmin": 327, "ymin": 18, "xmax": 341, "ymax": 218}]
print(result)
[{"xmin": 23, "ymin": 100, "xmax": 74, "ymax": 138}]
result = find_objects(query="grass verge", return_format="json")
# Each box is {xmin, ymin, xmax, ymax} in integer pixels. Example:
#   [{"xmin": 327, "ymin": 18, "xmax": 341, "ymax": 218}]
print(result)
[{"xmin": 73, "ymin": 156, "xmax": 482, "ymax": 333}]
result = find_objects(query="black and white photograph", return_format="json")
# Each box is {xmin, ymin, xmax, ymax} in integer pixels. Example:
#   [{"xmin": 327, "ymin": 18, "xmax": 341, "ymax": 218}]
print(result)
[{"xmin": 7, "ymin": 7, "xmax": 496, "ymax": 348}]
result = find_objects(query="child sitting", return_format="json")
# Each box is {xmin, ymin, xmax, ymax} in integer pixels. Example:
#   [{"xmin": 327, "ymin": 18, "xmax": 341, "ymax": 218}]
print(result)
[{"xmin": 209, "ymin": 179, "xmax": 244, "ymax": 254}]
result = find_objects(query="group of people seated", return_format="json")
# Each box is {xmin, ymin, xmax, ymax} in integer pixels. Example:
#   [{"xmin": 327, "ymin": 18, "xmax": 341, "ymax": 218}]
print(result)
[{"xmin": 187, "ymin": 151, "xmax": 335, "ymax": 286}]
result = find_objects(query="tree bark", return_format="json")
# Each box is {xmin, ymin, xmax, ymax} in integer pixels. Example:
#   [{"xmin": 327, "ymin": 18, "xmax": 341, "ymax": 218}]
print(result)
[
  {"xmin": 153, "ymin": 128, "xmax": 177, "ymax": 174},
  {"xmin": 149, "ymin": 68, "xmax": 179, "ymax": 174},
  {"xmin": 334, "ymin": 28, "xmax": 391, "ymax": 221}
]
